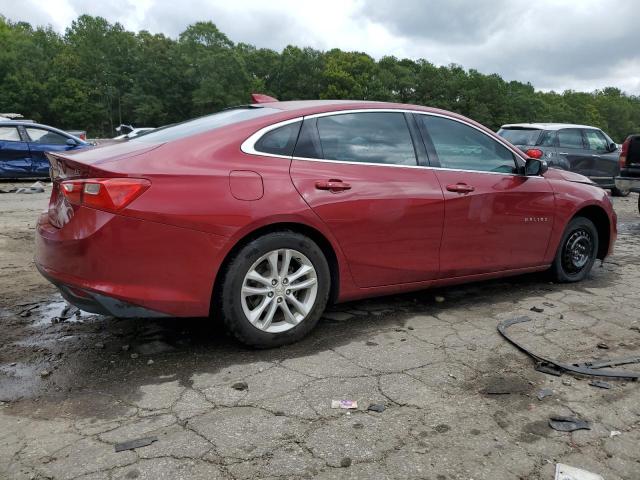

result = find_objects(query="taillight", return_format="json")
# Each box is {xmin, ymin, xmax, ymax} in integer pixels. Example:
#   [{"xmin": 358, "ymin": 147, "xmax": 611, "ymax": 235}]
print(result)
[
  {"xmin": 619, "ymin": 137, "xmax": 630, "ymax": 168},
  {"xmin": 525, "ymin": 148, "xmax": 543, "ymax": 159},
  {"xmin": 60, "ymin": 178, "xmax": 150, "ymax": 212}
]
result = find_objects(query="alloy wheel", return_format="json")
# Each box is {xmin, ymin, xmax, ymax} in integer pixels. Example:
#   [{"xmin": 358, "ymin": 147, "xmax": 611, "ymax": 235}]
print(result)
[{"xmin": 240, "ymin": 248, "xmax": 318, "ymax": 333}]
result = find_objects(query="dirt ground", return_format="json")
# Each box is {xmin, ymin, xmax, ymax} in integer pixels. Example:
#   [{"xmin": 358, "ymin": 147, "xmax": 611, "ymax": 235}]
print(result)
[{"xmin": 1, "ymin": 181, "xmax": 639, "ymax": 480}]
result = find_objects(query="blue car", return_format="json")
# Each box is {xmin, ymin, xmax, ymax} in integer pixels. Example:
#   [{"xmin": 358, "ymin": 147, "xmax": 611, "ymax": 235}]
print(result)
[{"xmin": 0, "ymin": 121, "xmax": 90, "ymax": 178}]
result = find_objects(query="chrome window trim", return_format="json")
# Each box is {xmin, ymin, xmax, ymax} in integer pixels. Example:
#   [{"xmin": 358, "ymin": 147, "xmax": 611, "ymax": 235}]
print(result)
[{"xmin": 240, "ymin": 108, "xmax": 539, "ymax": 178}]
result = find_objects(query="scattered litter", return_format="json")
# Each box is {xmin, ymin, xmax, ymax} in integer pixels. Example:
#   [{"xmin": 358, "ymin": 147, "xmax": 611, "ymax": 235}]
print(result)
[
  {"xmin": 130, "ymin": 353, "xmax": 139, "ymax": 359},
  {"xmin": 39, "ymin": 370, "xmax": 51, "ymax": 378},
  {"xmin": 434, "ymin": 295, "xmax": 445, "ymax": 303},
  {"xmin": 367, "ymin": 403, "xmax": 386, "ymax": 413},
  {"xmin": 0, "ymin": 187, "xmax": 17, "ymax": 193},
  {"xmin": 535, "ymin": 363, "xmax": 562, "ymax": 376},
  {"xmin": 555, "ymin": 463, "xmax": 603, "ymax": 480},
  {"xmin": 589, "ymin": 380, "xmax": 611, "ymax": 389},
  {"xmin": 610, "ymin": 430, "xmax": 622, "ymax": 437},
  {"xmin": 596, "ymin": 343, "xmax": 609, "ymax": 350},
  {"xmin": 562, "ymin": 378, "xmax": 572, "ymax": 386},
  {"xmin": 339, "ymin": 457, "xmax": 352, "ymax": 468},
  {"xmin": 537, "ymin": 388, "xmax": 553, "ymax": 400},
  {"xmin": 52, "ymin": 304, "xmax": 79, "ymax": 323},
  {"xmin": 15, "ymin": 181, "xmax": 45, "ymax": 194},
  {"xmin": 114, "ymin": 436, "xmax": 158, "ymax": 452},
  {"xmin": 498, "ymin": 316, "xmax": 640, "ymax": 379},
  {"xmin": 231, "ymin": 381, "xmax": 248, "ymax": 391},
  {"xmin": 331, "ymin": 400, "xmax": 358, "ymax": 409},
  {"xmin": 530, "ymin": 306, "xmax": 544, "ymax": 313},
  {"xmin": 122, "ymin": 345, "xmax": 130, "ymax": 351},
  {"xmin": 19, "ymin": 305, "xmax": 39, "ymax": 317},
  {"xmin": 548, "ymin": 416, "xmax": 591, "ymax": 432},
  {"xmin": 94, "ymin": 342, "xmax": 105, "ymax": 349},
  {"xmin": 543, "ymin": 302, "xmax": 555, "ymax": 307},
  {"xmin": 365, "ymin": 341, "xmax": 378, "ymax": 346},
  {"xmin": 146, "ymin": 359, "xmax": 154, "ymax": 365}
]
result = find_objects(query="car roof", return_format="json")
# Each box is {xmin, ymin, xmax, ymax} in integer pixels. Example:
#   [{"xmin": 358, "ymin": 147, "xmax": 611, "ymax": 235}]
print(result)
[
  {"xmin": 0, "ymin": 121, "xmax": 87, "ymax": 142},
  {"xmin": 500, "ymin": 123, "xmax": 601, "ymax": 131}
]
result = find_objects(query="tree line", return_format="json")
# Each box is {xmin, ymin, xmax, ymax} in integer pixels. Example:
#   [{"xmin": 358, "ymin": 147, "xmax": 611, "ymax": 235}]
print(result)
[{"xmin": 1, "ymin": 14, "xmax": 639, "ymax": 141}]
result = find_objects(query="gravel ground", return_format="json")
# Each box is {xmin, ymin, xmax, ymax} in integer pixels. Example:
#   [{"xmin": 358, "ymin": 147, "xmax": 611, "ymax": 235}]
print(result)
[{"xmin": 1, "ymin": 181, "xmax": 639, "ymax": 480}]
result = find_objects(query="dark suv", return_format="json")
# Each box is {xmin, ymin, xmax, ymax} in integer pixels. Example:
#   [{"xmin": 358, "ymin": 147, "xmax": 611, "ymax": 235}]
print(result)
[{"xmin": 498, "ymin": 123, "xmax": 626, "ymax": 195}]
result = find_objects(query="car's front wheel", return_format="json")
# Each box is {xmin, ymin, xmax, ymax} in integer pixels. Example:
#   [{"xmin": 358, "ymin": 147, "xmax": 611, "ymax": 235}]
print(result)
[
  {"xmin": 611, "ymin": 186, "xmax": 630, "ymax": 197},
  {"xmin": 220, "ymin": 232, "xmax": 330, "ymax": 348},
  {"xmin": 551, "ymin": 216, "xmax": 599, "ymax": 282}
]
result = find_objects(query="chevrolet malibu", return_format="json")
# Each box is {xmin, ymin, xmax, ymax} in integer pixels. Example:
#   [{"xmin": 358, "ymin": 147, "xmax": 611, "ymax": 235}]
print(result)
[{"xmin": 35, "ymin": 98, "xmax": 617, "ymax": 347}]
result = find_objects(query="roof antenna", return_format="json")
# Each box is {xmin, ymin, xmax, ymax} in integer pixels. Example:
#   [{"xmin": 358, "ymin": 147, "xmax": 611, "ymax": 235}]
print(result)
[{"xmin": 251, "ymin": 93, "xmax": 278, "ymax": 104}]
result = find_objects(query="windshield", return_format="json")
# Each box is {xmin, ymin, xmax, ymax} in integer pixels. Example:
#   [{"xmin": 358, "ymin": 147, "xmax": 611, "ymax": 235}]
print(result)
[
  {"xmin": 497, "ymin": 128, "xmax": 542, "ymax": 146},
  {"xmin": 132, "ymin": 106, "xmax": 279, "ymax": 143}
]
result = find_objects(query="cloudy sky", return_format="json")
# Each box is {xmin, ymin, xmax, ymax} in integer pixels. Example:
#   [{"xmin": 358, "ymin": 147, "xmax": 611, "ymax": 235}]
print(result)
[{"xmin": 2, "ymin": 0, "xmax": 639, "ymax": 94}]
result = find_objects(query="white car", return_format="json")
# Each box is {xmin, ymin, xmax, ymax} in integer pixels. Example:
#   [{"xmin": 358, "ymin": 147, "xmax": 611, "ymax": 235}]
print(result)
[{"xmin": 114, "ymin": 127, "xmax": 154, "ymax": 140}]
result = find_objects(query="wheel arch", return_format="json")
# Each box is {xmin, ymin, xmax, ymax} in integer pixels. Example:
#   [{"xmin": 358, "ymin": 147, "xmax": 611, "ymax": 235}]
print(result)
[
  {"xmin": 210, "ymin": 222, "xmax": 341, "ymax": 316},
  {"xmin": 572, "ymin": 204, "xmax": 611, "ymax": 259}
]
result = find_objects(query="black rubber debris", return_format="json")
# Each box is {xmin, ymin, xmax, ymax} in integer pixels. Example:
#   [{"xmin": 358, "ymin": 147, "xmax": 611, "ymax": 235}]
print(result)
[
  {"xmin": 589, "ymin": 380, "xmax": 612, "ymax": 389},
  {"xmin": 114, "ymin": 436, "xmax": 158, "ymax": 452},
  {"xmin": 231, "ymin": 381, "xmax": 248, "ymax": 391},
  {"xmin": 367, "ymin": 403, "xmax": 386, "ymax": 413},
  {"xmin": 530, "ymin": 306, "xmax": 544, "ymax": 313},
  {"xmin": 548, "ymin": 416, "xmax": 591, "ymax": 432}
]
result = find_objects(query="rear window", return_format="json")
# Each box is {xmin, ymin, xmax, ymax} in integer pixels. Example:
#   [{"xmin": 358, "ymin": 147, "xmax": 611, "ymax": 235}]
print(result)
[
  {"xmin": 497, "ymin": 128, "xmax": 542, "ymax": 146},
  {"xmin": 132, "ymin": 107, "xmax": 279, "ymax": 143}
]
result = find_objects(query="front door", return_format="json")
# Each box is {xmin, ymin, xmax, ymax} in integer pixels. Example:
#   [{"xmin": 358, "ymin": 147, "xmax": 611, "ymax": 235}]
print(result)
[
  {"xmin": 416, "ymin": 114, "xmax": 555, "ymax": 278},
  {"xmin": 0, "ymin": 126, "xmax": 32, "ymax": 177},
  {"xmin": 557, "ymin": 128, "xmax": 593, "ymax": 177},
  {"xmin": 289, "ymin": 112, "xmax": 445, "ymax": 287}
]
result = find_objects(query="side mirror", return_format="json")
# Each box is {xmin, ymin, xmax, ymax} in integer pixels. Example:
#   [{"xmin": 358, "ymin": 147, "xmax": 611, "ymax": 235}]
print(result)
[
  {"xmin": 66, "ymin": 138, "xmax": 78, "ymax": 146},
  {"xmin": 607, "ymin": 142, "xmax": 617, "ymax": 152},
  {"xmin": 525, "ymin": 158, "xmax": 548, "ymax": 176}
]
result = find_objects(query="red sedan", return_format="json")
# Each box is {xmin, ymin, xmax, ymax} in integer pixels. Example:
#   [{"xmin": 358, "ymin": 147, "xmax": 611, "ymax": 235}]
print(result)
[{"xmin": 35, "ymin": 99, "xmax": 617, "ymax": 347}]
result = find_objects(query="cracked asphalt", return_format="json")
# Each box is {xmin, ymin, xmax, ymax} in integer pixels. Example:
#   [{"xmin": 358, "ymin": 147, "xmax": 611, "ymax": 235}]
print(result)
[{"xmin": 1, "ymin": 182, "xmax": 639, "ymax": 479}]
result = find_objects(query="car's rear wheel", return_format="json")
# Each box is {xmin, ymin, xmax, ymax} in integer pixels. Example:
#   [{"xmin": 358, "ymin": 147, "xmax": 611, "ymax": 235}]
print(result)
[
  {"xmin": 220, "ymin": 232, "xmax": 330, "ymax": 348},
  {"xmin": 551, "ymin": 216, "xmax": 599, "ymax": 283}
]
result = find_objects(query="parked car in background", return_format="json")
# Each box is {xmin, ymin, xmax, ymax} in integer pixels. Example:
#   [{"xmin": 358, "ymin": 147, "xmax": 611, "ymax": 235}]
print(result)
[
  {"xmin": 114, "ymin": 125, "xmax": 155, "ymax": 140},
  {"xmin": 0, "ymin": 121, "xmax": 90, "ymax": 178},
  {"xmin": 497, "ymin": 123, "xmax": 627, "ymax": 196},
  {"xmin": 614, "ymin": 134, "xmax": 640, "ymax": 212},
  {"xmin": 36, "ymin": 99, "xmax": 616, "ymax": 348}
]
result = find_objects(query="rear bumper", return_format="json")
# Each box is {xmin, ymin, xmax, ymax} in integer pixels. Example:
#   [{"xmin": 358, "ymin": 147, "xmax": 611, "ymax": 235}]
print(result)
[
  {"xmin": 35, "ymin": 208, "xmax": 227, "ymax": 317},
  {"xmin": 37, "ymin": 264, "xmax": 169, "ymax": 317}
]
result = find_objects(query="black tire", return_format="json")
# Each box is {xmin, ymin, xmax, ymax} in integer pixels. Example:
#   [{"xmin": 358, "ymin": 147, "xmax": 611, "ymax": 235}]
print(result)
[
  {"xmin": 219, "ymin": 231, "xmax": 330, "ymax": 348},
  {"xmin": 551, "ymin": 216, "xmax": 599, "ymax": 283},
  {"xmin": 611, "ymin": 186, "xmax": 631, "ymax": 197}
]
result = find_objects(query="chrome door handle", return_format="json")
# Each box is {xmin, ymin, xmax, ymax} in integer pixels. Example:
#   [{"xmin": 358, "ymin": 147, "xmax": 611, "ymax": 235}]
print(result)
[{"xmin": 558, "ymin": 152, "xmax": 568, "ymax": 155}]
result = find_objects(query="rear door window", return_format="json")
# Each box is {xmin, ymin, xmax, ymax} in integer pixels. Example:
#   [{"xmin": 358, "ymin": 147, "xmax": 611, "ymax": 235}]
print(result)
[
  {"xmin": 420, "ymin": 115, "xmax": 516, "ymax": 173},
  {"xmin": 313, "ymin": 112, "xmax": 417, "ymax": 166},
  {"xmin": 583, "ymin": 129, "xmax": 608, "ymax": 152},
  {"xmin": 558, "ymin": 129, "xmax": 584, "ymax": 149},
  {"xmin": 0, "ymin": 127, "xmax": 22, "ymax": 142}
]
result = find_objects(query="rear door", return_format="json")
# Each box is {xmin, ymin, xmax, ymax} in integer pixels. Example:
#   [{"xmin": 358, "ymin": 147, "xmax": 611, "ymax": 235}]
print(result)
[
  {"xmin": 416, "ymin": 114, "xmax": 555, "ymax": 277},
  {"xmin": 0, "ymin": 126, "xmax": 32, "ymax": 177},
  {"xmin": 289, "ymin": 111, "xmax": 445, "ymax": 287},
  {"xmin": 24, "ymin": 127, "xmax": 76, "ymax": 176},
  {"xmin": 557, "ymin": 128, "xmax": 593, "ymax": 176}
]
